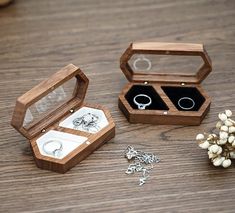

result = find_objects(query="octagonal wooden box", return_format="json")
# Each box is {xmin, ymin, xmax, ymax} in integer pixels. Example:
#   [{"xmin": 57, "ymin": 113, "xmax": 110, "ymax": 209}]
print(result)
[
  {"xmin": 11, "ymin": 64, "xmax": 115, "ymax": 173},
  {"xmin": 118, "ymin": 42, "xmax": 212, "ymax": 125}
]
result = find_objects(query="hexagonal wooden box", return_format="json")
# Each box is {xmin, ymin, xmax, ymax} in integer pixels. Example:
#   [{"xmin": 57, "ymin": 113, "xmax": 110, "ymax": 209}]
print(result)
[
  {"xmin": 11, "ymin": 64, "xmax": 115, "ymax": 173},
  {"xmin": 118, "ymin": 42, "xmax": 212, "ymax": 125}
]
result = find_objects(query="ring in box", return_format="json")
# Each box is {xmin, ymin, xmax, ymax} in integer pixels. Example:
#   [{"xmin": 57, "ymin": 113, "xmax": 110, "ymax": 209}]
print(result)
[
  {"xmin": 11, "ymin": 64, "xmax": 115, "ymax": 173},
  {"xmin": 118, "ymin": 42, "xmax": 212, "ymax": 125}
]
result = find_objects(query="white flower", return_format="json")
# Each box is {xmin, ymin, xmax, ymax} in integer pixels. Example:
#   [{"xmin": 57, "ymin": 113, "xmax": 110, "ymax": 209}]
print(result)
[
  {"xmin": 218, "ymin": 139, "xmax": 227, "ymax": 145},
  {"xmin": 220, "ymin": 125, "xmax": 228, "ymax": 132},
  {"xmin": 213, "ymin": 156, "xmax": 225, "ymax": 166},
  {"xmin": 218, "ymin": 113, "xmax": 227, "ymax": 121},
  {"xmin": 216, "ymin": 146, "xmax": 223, "ymax": 155},
  {"xmin": 209, "ymin": 144, "xmax": 220, "ymax": 154},
  {"xmin": 228, "ymin": 135, "xmax": 235, "ymax": 143},
  {"xmin": 196, "ymin": 133, "xmax": 205, "ymax": 141},
  {"xmin": 225, "ymin": 110, "xmax": 232, "ymax": 117},
  {"xmin": 222, "ymin": 159, "xmax": 231, "ymax": 168},
  {"xmin": 224, "ymin": 120, "xmax": 233, "ymax": 127},
  {"xmin": 229, "ymin": 126, "xmax": 235, "ymax": 133},
  {"xmin": 199, "ymin": 141, "xmax": 210, "ymax": 149},
  {"xmin": 220, "ymin": 131, "xmax": 228, "ymax": 140},
  {"xmin": 196, "ymin": 110, "xmax": 234, "ymax": 168}
]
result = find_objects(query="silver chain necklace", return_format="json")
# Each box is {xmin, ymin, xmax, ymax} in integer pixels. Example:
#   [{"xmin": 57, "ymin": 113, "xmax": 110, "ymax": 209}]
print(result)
[{"xmin": 124, "ymin": 145, "xmax": 160, "ymax": 186}]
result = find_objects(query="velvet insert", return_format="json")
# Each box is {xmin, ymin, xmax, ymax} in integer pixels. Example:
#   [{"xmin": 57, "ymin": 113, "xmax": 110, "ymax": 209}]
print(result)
[
  {"xmin": 125, "ymin": 85, "xmax": 169, "ymax": 110},
  {"xmin": 162, "ymin": 86, "xmax": 205, "ymax": 111}
]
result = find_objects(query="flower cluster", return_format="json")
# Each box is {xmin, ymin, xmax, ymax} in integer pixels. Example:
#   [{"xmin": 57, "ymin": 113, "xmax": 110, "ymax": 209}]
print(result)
[{"xmin": 196, "ymin": 110, "xmax": 235, "ymax": 168}]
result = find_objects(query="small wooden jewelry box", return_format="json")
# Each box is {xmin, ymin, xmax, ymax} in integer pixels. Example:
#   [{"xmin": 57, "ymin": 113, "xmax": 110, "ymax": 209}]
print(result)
[
  {"xmin": 11, "ymin": 64, "xmax": 115, "ymax": 173},
  {"xmin": 118, "ymin": 42, "xmax": 212, "ymax": 125}
]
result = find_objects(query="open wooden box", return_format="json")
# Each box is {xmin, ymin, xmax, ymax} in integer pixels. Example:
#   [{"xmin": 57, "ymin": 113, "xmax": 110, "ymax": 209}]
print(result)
[
  {"xmin": 118, "ymin": 42, "xmax": 212, "ymax": 125},
  {"xmin": 11, "ymin": 64, "xmax": 115, "ymax": 173}
]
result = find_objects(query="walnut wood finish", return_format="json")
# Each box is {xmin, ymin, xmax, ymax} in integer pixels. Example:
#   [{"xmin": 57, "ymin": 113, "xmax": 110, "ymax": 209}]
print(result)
[
  {"xmin": 11, "ymin": 65, "xmax": 115, "ymax": 173},
  {"xmin": 31, "ymin": 103, "xmax": 115, "ymax": 173},
  {"xmin": 11, "ymin": 64, "xmax": 89, "ymax": 139},
  {"xmin": 119, "ymin": 42, "xmax": 212, "ymax": 125}
]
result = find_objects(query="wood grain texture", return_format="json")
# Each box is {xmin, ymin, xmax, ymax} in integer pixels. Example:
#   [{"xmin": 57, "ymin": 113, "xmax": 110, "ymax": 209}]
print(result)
[
  {"xmin": 30, "ymin": 103, "xmax": 115, "ymax": 173},
  {"xmin": 0, "ymin": 0, "xmax": 235, "ymax": 212},
  {"xmin": 11, "ymin": 64, "xmax": 89, "ymax": 139},
  {"xmin": 119, "ymin": 42, "xmax": 212, "ymax": 125}
]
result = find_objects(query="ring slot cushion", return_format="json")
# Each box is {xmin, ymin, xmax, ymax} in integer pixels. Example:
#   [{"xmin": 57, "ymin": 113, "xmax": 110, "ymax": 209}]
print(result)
[
  {"xmin": 11, "ymin": 64, "xmax": 115, "ymax": 173},
  {"xmin": 118, "ymin": 42, "xmax": 212, "ymax": 125}
]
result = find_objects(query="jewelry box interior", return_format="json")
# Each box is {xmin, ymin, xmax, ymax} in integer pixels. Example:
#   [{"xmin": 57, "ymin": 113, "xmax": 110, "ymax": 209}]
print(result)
[
  {"xmin": 118, "ymin": 42, "xmax": 212, "ymax": 125},
  {"xmin": 125, "ymin": 84, "xmax": 206, "ymax": 112},
  {"xmin": 11, "ymin": 64, "xmax": 115, "ymax": 173}
]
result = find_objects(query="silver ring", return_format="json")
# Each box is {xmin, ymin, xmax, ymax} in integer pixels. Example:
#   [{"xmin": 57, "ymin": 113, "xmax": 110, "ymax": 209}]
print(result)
[
  {"xmin": 42, "ymin": 140, "xmax": 63, "ymax": 157},
  {"xmin": 133, "ymin": 94, "xmax": 152, "ymax": 110},
  {"xmin": 178, "ymin": 97, "xmax": 195, "ymax": 110},
  {"xmin": 133, "ymin": 55, "xmax": 152, "ymax": 71}
]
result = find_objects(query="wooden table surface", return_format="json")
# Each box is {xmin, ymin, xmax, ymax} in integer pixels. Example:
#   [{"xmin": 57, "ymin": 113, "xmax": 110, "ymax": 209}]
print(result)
[{"xmin": 0, "ymin": 0, "xmax": 235, "ymax": 212}]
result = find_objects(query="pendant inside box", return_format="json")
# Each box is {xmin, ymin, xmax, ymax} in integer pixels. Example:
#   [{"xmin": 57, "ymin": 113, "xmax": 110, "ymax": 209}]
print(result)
[{"xmin": 118, "ymin": 42, "xmax": 212, "ymax": 125}]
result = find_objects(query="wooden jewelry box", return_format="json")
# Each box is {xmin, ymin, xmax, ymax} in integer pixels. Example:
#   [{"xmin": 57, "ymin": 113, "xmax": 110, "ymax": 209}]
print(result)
[
  {"xmin": 118, "ymin": 42, "xmax": 212, "ymax": 125},
  {"xmin": 11, "ymin": 64, "xmax": 115, "ymax": 173}
]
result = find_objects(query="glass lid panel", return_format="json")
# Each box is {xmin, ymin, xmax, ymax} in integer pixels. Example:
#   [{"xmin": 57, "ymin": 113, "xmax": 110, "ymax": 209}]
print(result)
[
  {"xmin": 128, "ymin": 54, "xmax": 203, "ymax": 75},
  {"xmin": 23, "ymin": 78, "xmax": 77, "ymax": 129}
]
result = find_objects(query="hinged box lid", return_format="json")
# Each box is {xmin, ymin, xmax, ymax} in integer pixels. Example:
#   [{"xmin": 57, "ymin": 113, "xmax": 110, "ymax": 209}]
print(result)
[
  {"xmin": 120, "ymin": 42, "xmax": 212, "ymax": 84},
  {"xmin": 11, "ymin": 64, "xmax": 89, "ymax": 139}
]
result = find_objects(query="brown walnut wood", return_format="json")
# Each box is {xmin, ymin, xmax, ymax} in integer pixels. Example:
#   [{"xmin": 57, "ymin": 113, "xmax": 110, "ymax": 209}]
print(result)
[
  {"xmin": 11, "ymin": 64, "xmax": 89, "ymax": 139},
  {"xmin": 119, "ymin": 42, "xmax": 212, "ymax": 125},
  {"xmin": 11, "ymin": 65, "xmax": 115, "ymax": 173},
  {"xmin": 31, "ymin": 103, "xmax": 115, "ymax": 173}
]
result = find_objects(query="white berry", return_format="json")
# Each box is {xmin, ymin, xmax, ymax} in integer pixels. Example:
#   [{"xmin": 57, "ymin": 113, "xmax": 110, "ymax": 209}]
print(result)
[
  {"xmin": 199, "ymin": 141, "xmax": 210, "ymax": 149},
  {"xmin": 228, "ymin": 135, "xmax": 235, "ymax": 143},
  {"xmin": 229, "ymin": 126, "xmax": 235, "ymax": 133},
  {"xmin": 213, "ymin": 156, "xmax": 225, "ymax": 166},
  {"xmin": 220, "ymin": 131, "xmax": 228, "ymax": 140},
  {"xmin": 218, "ymin": 113, "xmax": 227, "ymax": 121},
  {"xmin": 222, "ymin": 159, "xmax": 231, "ymax": 168},
  {"xmin": 218, "ymin": 139, "xmax": 227, "ymax": 145},
  {"xmin": 225, "ymin": 110, "xmax": 232, "ymax": 117},
  {"xmin": 209, "ymin": 144, "xmax": 220, "ymax": 153},
  {"xmin": 216, "ymin": 146, "xmax": 223, "ymax": 155},
  {"xmin": 196, "ymin": 134, "xmax": 205, "ymax": 141},
  {"xmin": 224, "ymin": 120, "xmax": 233, "ymax": 127},
  {"xmin": 221, "ymin": 125, "xmax": 228, "ymax": 132},
  {"xmin": 196, "ymin": 109, "xmax": 234, "ymax": 168}
]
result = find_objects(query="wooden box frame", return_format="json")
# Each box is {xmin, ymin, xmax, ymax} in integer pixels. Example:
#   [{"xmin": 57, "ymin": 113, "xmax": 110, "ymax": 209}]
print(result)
[
  {"xmin": 11, "ymin": 64, "xmax": 115, "ymax": 173},
  {"xmin": 118, "ymin": 42, "xmax": 212, "ymax": 125}
]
